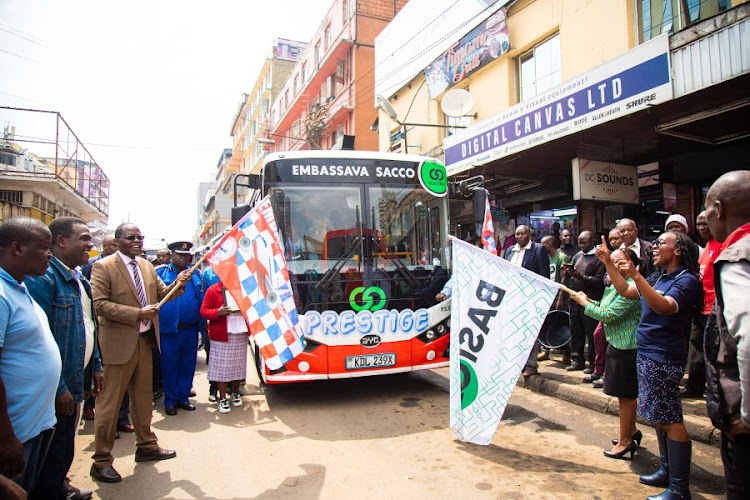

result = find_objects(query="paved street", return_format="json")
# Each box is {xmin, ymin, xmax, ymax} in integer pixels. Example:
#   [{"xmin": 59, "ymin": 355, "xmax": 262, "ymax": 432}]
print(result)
[{"xmin": 69, "ymin": 352, "xmax": 726, "ymax": 499}]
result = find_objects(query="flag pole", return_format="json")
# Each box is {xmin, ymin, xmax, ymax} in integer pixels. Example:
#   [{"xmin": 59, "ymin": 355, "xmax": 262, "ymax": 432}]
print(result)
[
  {"xmin": 156, "ymin": 252, "xmax": 210, "ymax": 309},
  {"xmin": 559, "ymin": 284, "xmax": 576, "ymax": 296}
]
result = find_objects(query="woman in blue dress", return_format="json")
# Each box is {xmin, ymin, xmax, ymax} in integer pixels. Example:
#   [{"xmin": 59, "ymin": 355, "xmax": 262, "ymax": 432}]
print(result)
[{"xmin": 597, "ymin": 231, "xmax": 702, "ymax": 500}]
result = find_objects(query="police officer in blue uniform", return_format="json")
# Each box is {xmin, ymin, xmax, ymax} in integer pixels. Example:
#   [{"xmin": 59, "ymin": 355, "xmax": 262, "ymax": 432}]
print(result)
[{"xmin": 156, "ymin": 241, "xmax": 204, "ymax": 415}]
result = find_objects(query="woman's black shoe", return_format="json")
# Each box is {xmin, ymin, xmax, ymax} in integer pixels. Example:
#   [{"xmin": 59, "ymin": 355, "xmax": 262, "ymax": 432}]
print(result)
[
  {"xmin": 603, "ymin": 440, "xmax": 637, "ymax": 460},
  {"xmin": 612, "ymin": 429, "xmax": 642, "ymax": 447}
]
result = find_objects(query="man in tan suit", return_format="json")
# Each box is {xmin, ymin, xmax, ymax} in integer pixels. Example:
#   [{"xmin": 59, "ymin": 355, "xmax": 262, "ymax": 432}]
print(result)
[{"xmin": 89, "ymin": 223, "xmax": 191, "ymax": 483}]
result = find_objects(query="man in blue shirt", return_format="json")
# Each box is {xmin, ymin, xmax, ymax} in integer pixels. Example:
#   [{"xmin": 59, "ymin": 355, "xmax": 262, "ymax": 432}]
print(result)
[
  {"xmin": 156, "ymin": 241, "xmax": 204, "ymax": 415},
  {"xmin": 0, "ymin": 217, "xmax": 61, "ymax": 494},
  {"xmin": 25, "ymin": 217, "xmax": 104, "ymax": 500}
]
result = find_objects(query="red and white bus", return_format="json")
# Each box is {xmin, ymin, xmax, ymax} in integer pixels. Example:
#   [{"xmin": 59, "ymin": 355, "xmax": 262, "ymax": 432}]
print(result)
[{"xmin": 246, "ymin": 151, "xmax": 452, "ymax": 383}]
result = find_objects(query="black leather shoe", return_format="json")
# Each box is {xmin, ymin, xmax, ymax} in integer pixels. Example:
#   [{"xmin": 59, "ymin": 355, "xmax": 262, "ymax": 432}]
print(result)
[
  {"xmin": 165, "ymin": 406, "xmax": 177, "ymax": 416},
  {"xmin": 583, "ymin": 373, "xmax": 602, "ymax": 383},
  {"xmin": 177, "ymin": 402, "xmax": 196, "ymax": 411},
  {"xmin": 90, "ymin": 464, "xmax": 122, "ymax": 483},
  {"xmin": 565, "ymin": 363, "xmax": 584, "ymax": 371},
  {"xmin": 135, "ymin": 447, "xmax": 177, "ymax": 462}
]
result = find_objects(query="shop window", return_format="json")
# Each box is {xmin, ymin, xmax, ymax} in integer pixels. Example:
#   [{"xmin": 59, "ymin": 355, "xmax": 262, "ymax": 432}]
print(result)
[
  {"xmin": 442, "ymin": 112, "xmax": 470, "ymax": 137},
  {"xmin": 638, "ymin": 0, "xmax": 731, "ymax": 42},
  {"xmin": 518, "ymin": 34, "xmax": 561, "ymax": 102}
]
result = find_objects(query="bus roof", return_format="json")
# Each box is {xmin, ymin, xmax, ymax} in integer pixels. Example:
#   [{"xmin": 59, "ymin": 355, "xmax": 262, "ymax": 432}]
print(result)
[{"xmin": 263, "ymin": 150, "xmax": 442, "ymax": 165}]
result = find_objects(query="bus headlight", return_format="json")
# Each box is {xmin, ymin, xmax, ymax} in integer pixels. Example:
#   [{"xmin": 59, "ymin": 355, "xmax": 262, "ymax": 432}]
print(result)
[{"xmin": 425, "ymin": 330, "xmax": 436, "ymax": 341}]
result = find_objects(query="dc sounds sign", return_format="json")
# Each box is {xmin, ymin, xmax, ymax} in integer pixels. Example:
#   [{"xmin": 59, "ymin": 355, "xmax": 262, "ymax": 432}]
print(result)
[
  {"xmin": 572, "ymin": 158, "xmax": 639, "ymax": 204},
  {"xmin": 444, "ymin": 35, "xmax": 672, "ymax": 176}
]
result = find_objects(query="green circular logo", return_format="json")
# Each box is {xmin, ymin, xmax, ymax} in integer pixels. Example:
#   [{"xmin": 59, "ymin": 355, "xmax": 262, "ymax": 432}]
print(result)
[
  {"xmin": 349, "ymin": 286, "xmax": 386, "ymax": 311},
  {"xmin": 460, "ymin": 359, "xmax": 478, "ymax": 410},
  {"xmin": 419, "ymin": 160, "xmax": 448, "ymax": 197}
]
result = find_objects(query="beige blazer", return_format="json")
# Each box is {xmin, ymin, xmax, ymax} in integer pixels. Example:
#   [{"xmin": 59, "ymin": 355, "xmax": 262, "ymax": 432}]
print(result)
[{"xmin": 90, "ymin": 253, "xmax": 182, "ymax": 365}]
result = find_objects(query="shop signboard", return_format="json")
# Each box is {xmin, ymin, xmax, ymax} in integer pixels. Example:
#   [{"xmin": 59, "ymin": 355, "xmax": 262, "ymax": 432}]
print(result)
[
  {"xmin": 572, "ymin": 158, "xmax": 639, "ymax": 204},
  {"xmin": 444, "ymin": 35, "xmax": 672, "ymax": 176},
  {"xmin": 275, "ymin": 38, "xmax": 307, "ymax": 62},
  {"xmin": 425, "ymin": 9, "xmax": 510, "ymax": 99},
  {"xmin": 637, "ymin": 162, "xmax": 660, "ymax": 187}
]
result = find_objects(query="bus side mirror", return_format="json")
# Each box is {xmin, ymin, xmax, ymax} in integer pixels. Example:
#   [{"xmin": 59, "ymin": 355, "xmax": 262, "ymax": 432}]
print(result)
[
  {"xmin": 247, "ymin": 174, "xmax": 261, "ymax": 189},
  {"xmin": 232, "ymin": 205, "xmax": 251, "ymax": 225}
]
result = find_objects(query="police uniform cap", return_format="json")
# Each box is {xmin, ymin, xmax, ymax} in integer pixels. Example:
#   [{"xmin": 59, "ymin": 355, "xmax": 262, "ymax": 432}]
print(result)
[{"xmin": 168, "ymin": 241, "xmax": 193, "ymax": 254}]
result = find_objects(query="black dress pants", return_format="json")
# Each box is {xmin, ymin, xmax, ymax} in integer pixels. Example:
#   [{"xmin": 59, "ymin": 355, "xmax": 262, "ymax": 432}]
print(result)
[
  {"xmin": 569, "ymin": 303, "xmax": 598, "ymax": 366},
  {"xmin": 29, "ymin": 411, "xmax": 76, "ymax": 499},
  {"xmin": 685, "ymin": 314, "xmax": 708, "ymax": 393}
]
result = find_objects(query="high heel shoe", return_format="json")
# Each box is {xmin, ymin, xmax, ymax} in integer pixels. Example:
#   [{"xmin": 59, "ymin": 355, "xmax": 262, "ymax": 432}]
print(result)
[
  {"xmin": 612, "ymin": 429, "xmax": 642, "ymax": 448},
  {"xmin": 603, "ymin": 440, "xmax": 637, "ymax": 460}
]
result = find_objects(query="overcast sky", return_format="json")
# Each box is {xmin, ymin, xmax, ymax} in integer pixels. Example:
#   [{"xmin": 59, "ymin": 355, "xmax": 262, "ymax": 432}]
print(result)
[{"xmin": 0, "ymin": 0, "xmax": 331, "ymax": 245}]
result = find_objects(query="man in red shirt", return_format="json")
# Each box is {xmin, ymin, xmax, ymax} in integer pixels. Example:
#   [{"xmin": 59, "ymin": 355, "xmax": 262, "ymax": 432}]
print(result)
[{"xmin": 681, "ymin": 211, "xmax": 721, "ymax": 398}]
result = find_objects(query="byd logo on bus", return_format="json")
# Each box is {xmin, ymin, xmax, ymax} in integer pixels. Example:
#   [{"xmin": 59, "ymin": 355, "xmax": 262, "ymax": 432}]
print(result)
[{"xmin": 349, "ymin": 286, "xmax": 386, "ymax": 311}]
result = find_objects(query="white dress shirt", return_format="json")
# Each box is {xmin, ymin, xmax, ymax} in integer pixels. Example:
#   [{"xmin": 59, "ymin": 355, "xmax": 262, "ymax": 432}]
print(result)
[
  {"xmin": 510, "ymin": 240, "xmax": 532, "ymax": 267},
  {"xmin": 118, "ymin": 251, "xmax": 151, "ymax": 332},
  {"xmin": 60, "ymin": 260, "xmax": 96, "ymax": 368}
]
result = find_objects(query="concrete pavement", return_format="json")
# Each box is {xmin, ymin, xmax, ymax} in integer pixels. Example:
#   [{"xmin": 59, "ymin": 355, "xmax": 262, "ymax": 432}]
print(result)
[{"xmin": 66, "ymin": 350, "xmax": 726, "ymax": 499}]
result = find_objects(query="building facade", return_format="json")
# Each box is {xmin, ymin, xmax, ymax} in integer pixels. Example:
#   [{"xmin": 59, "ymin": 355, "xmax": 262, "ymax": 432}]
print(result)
[
  {"xmin": 375, "ymin": 0, "xmax": 749, "ymax": 244},
  {"xmin": 268, "ymin": 0, "xmax": 409, "ymax": 153},
  {"xmin": 0, "ymin": 111, "xmax": 109, "ymax": 226},
  {"xmin": 196, "ymin": 149, "xmax": 234, "ymax": 249},
  {"xmin": 228, "ymin": 40, "xmax": 305, "ymax": 189}
]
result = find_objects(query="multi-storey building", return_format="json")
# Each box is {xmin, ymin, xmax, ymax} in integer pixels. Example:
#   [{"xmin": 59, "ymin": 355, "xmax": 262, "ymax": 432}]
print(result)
[
  {"xmin": 268, "ymin": 0, "xmax": 409, "ymax": 153},
  {"xmin": 227, "ymin": 39, "xmax": 305, "ymax": 207},
  {"xmin": 0, "ymin": 111, "xmax": 109, "ymax": 226},
  {"xmin": 196, "ymin": 149, "xmax": 234, "ymax": 249},
  {"xmin": 375, "ymin": 0, "xmax": 750, "ymax": 242}
]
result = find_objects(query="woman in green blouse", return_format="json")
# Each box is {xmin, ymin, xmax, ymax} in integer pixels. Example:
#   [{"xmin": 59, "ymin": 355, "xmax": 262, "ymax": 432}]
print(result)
[{"xmin": 571, "ymin": 248, "xmax": 642, "ymax": 459}]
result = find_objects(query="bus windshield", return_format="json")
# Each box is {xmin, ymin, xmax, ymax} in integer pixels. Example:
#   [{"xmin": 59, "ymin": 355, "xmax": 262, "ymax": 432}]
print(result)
[{"xmin": 265, "ymin": 156, "xmax": 449, "ymax": 314}]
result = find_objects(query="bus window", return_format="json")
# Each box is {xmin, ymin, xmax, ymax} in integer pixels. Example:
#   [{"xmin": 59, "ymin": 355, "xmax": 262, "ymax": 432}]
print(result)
[
  {"xmin": 369, "ymin": 186, "xmax": 438, "ymax": 270},
  {"xmin": 270, "ymin": 185, "xmax": 361, "ymax": 270}
]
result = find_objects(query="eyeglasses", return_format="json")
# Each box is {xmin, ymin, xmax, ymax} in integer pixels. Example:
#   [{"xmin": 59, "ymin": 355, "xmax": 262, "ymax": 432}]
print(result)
[{"xmin": 122, "ymin": 235, "xmax": 145, "ymax": 241}]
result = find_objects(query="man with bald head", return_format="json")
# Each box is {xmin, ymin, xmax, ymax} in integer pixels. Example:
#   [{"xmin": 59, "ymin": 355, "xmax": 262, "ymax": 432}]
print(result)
[
  {"xmin": 81, "ymin": 234, "xmax": 116, "ymax": 281},
  {"xmin": 703, "ymin": 170, "xmax": 750, "ymax": 498},
  {"xmin": 503, "ymin": 225, "xmax": 550, "ymax": 376},
  {"xmin": 616, "ymin": 218, "xmax": 653, "ymax": 277},
  {"xmin": 0, "ymin": 217, "xmax": 61, "ymax": 494},
  {"xmin": 562, "ymin": 231, "xmax": 606, "ymax": 372}
]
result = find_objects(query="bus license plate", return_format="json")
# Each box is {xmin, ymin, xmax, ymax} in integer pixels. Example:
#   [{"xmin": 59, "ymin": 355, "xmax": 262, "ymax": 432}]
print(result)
[{"xmin": 345, "ymin": 353, "xmax": 396, "ymax": 370}]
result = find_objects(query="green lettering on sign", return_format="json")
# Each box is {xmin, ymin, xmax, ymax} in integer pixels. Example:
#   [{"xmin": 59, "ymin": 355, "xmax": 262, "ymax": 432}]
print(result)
[{"xmin": 418, "ymin": 160, "xmax": 448, "ymax": 197}]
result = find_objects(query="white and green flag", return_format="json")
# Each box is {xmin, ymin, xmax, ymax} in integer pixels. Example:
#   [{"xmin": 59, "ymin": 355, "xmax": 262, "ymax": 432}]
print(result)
[{"xmin": 449, "ymin": 238, "xmax": 560, "ymax": 445}]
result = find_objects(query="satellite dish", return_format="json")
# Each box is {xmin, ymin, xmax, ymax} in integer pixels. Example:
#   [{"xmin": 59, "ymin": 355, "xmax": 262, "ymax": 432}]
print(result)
[
  {"xmin": 376, "ymin": 95, "xmax": 400, "ymax": 122},
  {"xmin": 441, "ymin": 88, "xmax": 475, "ymax": 118}
]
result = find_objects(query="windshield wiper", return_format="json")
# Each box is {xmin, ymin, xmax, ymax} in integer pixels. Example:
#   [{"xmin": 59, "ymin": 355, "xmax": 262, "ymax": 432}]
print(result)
[
  {"xmin": 315, "ymin": 206, "xmax": 362, "ymax": 292},
  {"xmin": 370, "ymin": 207, "xmax": 420, "ymax": 290}
]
